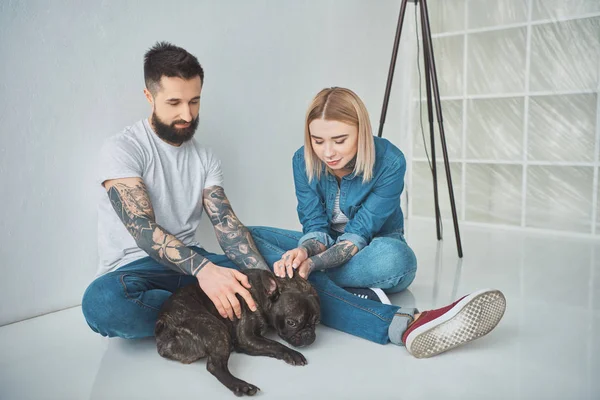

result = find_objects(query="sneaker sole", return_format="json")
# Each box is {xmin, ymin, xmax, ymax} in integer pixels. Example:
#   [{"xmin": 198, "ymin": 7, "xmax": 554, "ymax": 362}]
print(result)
[{"xmin": 406, "ymin": 289, "xmax": 506, "ymax": 359}]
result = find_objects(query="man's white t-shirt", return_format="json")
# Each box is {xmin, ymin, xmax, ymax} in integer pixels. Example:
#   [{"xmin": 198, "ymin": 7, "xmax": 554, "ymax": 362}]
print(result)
[{"xmin": 96, "ymin": 118, "xmax": 223, "ymax": 277}]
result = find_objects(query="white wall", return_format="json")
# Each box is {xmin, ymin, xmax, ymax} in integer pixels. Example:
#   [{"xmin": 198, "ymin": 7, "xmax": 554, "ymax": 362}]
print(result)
[{"xmin": 0, "ymin": 0, "xmax": 416, "ymax": 325}]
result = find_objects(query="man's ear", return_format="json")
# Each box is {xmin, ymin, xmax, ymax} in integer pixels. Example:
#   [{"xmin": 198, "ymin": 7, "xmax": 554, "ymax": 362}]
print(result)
[{"xmin": 143, "ymin": 88, "xmax": 154, "ymax": 106}]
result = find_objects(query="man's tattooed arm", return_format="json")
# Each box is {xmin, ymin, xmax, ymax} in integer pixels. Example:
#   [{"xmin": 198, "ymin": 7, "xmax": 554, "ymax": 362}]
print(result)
[
  {"xmin": 300, "ymin": 239, "xmax": 326, "ymax": 257},
  {"xmin": 105, "ymin": 178, "xmax": 211, "ymax": 276},
  {"xmin": 202, "ymin": 186, "xmax": 269, "ymax": 270},
  {"xmin": 305, "ymin": 240, "xmax": 358, "ymax": 272}
]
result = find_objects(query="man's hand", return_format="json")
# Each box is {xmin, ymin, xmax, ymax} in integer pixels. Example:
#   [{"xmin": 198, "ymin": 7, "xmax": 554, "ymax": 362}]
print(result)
[
  {"xmin": 196, "ymin": 264, "xmax": 257, "ymax": 321},
  {"xmin": 274, "ymin": 247, "xmax": 308, "ymax": 278}
]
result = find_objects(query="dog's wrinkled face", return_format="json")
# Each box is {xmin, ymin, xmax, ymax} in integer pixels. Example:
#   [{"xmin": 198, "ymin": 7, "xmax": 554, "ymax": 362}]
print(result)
[
  {"xmin": 272, "ymin": 290, "xmax": 320, "ymax": 347},
  {"xmin": 263, "ymin": 271, "xmax": 320, "ymax": 347}
]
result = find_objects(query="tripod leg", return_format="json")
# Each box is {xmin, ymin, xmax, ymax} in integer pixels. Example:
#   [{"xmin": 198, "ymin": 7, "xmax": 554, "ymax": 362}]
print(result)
[
  {"xmin": 420, "ymin": 0, "xmax": 464, "ymax": 258},
  {"xmin": 420, "ymin": 2, "xmax": 442, "ymax": 241},
  {"xmin": 378, "ymin": 0, "xmax": 410, "ymax": 138}
]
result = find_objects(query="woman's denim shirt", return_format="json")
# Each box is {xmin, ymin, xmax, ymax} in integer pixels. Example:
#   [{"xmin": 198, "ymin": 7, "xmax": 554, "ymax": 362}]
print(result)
[{"xmin": 293, "ymin": 136, "xmax": 406, "ymax": 251}]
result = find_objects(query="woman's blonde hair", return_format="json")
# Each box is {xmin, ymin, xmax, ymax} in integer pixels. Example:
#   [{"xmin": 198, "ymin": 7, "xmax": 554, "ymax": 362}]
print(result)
[{"xmin": 304, "ymin": 87, "xmax": 375, "ymax": 183}]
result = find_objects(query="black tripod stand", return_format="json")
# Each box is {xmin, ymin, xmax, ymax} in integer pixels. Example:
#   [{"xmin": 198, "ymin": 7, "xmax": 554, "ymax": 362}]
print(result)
[{"xmin": 378, "ymin": 0, "xmax": 464, "ymax": 258}]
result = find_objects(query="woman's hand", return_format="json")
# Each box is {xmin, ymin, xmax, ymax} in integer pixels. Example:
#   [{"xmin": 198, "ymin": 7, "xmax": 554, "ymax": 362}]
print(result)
[
  {"xmin": 274, "ymin": 247, "xmax": 308, "ymax": 278},
  {"xmin": 296, "ymin": 258, "xmax": 314, "ymax": 279}
]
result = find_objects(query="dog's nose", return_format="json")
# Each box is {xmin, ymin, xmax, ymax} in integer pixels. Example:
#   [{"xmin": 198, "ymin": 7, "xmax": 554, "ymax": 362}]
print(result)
[{"xmin": 301, "ymin": 330, "xmax": 315, "ymax": 345}]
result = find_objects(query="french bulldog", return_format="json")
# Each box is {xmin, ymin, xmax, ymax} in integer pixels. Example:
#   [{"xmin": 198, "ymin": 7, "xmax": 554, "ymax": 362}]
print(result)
[{"xmin": 155, "ymin": 268, "xmax": 320, "ymax": 396}]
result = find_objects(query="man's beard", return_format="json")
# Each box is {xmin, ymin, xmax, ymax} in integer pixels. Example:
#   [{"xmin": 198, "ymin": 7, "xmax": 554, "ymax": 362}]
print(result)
[{"xmin": 151, "ymin": 112, "xmax": 199, "ymax": 145}]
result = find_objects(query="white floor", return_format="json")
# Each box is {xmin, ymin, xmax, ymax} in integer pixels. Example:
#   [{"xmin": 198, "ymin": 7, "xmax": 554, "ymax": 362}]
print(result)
[{"xmin": 1, "ymin": 219, "xmax": 599, "ymax": 400}]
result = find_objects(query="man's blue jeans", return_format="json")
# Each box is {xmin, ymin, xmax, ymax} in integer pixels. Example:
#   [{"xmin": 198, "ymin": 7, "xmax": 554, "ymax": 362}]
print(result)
[{"xmin": 82, "ymin": 229, "xmax": 417, "ymax": 344}]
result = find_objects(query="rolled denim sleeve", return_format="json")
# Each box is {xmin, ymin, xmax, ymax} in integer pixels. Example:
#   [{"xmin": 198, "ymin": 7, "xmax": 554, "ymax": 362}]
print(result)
[
  {"xmin": 293, "ymin": 151, "xmax": 334, "ymax": 249},
  {"xmin": 298, "ymin": 231, "xmax": 335, "ymax": 249},
  {"xmin": 335, "ymin": 232, "xmax": 367, "ymax": 251},
  {"xmin": 339, "ymin": 153, "xmax": 406, "ymax": 250}
]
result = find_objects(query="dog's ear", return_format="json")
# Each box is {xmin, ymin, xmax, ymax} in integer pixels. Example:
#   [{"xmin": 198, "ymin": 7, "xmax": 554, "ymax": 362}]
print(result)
[
  {"xmin": 267, "ymin": 277, "xmax": 278, "ymax": 296},
  {"xmin": 292, "ymin": 269, "xmax": 317, "ymax": 295},
  {"xmin": 261, "ymin": 272, "xmax": 279, "ymax": 301},
  {"xmin": 292, "ymin": 268, "xmax": 308, "ymax": 285}
]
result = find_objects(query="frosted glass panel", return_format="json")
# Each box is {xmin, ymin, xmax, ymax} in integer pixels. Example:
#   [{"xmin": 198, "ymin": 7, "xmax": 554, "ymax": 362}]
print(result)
[
  {"xmin": 597, "ymin": 173, "xmax": 600, "ymax": 234},
  {"xmin": 530, "ymin": 17, "xmax": 600, "ymax": 91},
  {"xmin": 528, "ymin": 94, "xmax": 597, "ymax": 162},
  {"xmin": 465, "ymin": 164, "xmax": 522, "ymax": 225},
  {"xmin": 468, "ymin": 28, "xmax": 527, "ymax": 95},
  {"xmin": 429, "ymin": 0, "xmax": 465, "ymax": 34},
  {"xmin": 412, "ymin": 161, "xmax": 462, "ymax": 219},
  {"xmin": 532, "ymin": 0, "xmax": 600, "ymax": 20},
  {"xmin": 413, "ymin": 100, "xmax": 462, "ymax": 160},
  {"xmin": 466, "ymin": 97, "xmax": 524, "ymax": 160},
  {"xmin": 432, "ymin": 36, "xmax": 464, "ymax": 97},
  {"xmin": 591, "ymin": 244, "xmax": 600, "ymax": 310},
  {"xmin": 526, "ymin": 166, "xmax": 593, "ymax": 233},
  {"xmin": 468, "ymin": 0, "xmax": 529, "ymax": 29},
  {"xmin": 409, "ymin": 7, "xmax": 600, "ymax": 235}
]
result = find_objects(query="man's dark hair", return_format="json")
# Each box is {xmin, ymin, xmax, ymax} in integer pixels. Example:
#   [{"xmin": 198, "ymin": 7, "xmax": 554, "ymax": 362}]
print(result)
[{"xmin": 144, "ymin": 41, "xmax": 204, "ymax": 95}]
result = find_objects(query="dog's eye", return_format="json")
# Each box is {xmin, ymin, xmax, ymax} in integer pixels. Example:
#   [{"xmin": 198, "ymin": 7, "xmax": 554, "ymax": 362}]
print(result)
[{"xmin": 286, "ymin": 319, "xmax": 297, "ymax": 328}]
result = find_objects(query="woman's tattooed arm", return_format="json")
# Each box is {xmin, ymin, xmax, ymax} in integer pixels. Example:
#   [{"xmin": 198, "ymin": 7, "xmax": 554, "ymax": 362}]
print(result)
[
  {"xmin": 300, "ymin": 239, "xmax": 327, "ymax": 257},
  {"xmin": 305, "ymin": 240, "xmax": 358, "ymax": 272}
]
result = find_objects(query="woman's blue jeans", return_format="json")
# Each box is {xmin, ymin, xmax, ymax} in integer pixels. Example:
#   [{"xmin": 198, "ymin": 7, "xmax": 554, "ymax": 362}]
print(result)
[{"xmin": 249, "ymin": 227, "xmax": 417, "ymax": 293}]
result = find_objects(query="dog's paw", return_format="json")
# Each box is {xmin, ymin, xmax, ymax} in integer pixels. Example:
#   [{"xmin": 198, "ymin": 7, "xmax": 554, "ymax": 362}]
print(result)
[
  {"xmin": 282, "ymin": 349, "xmax": 307, "ymax": 366},
  {"xmin": 230, "ymin": 381, "xmax": 260, "ymax": 397}
]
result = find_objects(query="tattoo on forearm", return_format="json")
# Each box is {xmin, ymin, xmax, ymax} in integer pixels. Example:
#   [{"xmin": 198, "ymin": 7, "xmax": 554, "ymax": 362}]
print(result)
[
  {"xmin": 106, "ymin": 182, "xmax": 155, "ymax": 240},
  {"xmin": 107, "ymin": 182, "xmax": 210, "ymax": 276},
  {"xmin": 203, "ymin": 186, "xmax": 269, "ymax": 270},
  {"xmin": 300, "ymin": 239, "xmax": 326, "ymax": 257},
  {"xmin": 308, "ymin": 240, "xmax": 358, "ymax": 271}
]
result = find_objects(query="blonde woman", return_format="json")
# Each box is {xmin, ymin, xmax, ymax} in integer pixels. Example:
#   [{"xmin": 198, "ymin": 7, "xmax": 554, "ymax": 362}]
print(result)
[{"xmin": 249, "ymin": 87, "xmax": 506, "ymax": 358}]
